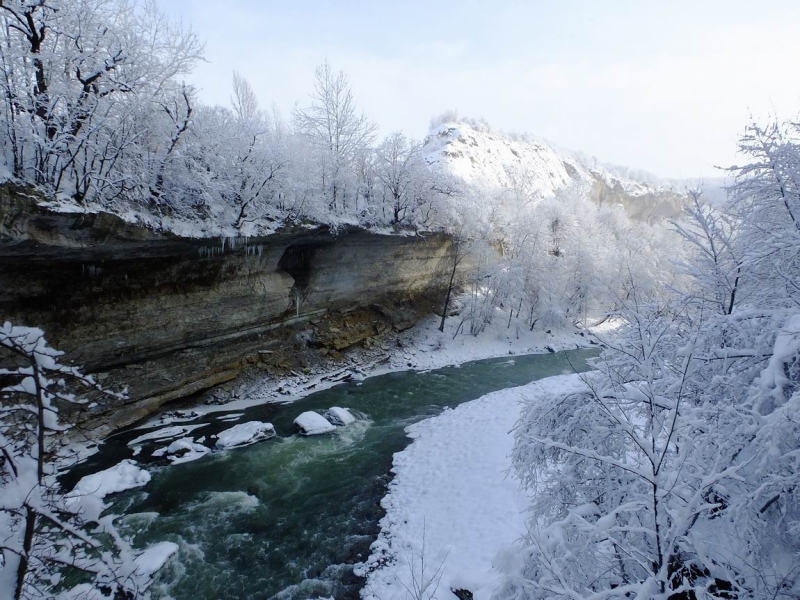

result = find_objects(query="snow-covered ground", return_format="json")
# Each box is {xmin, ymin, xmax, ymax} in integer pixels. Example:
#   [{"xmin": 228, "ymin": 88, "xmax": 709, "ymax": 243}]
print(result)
[
  {"xmin": 378, "ymin": 311, "xmax": 609, "ymax": 373},
  {"xmin": 360, "ymin": 374, "xmax": 587, "ymax": 600},
  {"xmin": 33, "ymin": 185, "xmax": 421, "ymax": 240}
]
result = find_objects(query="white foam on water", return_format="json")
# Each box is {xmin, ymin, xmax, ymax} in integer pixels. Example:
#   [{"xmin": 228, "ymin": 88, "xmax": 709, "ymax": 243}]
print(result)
[
  {"xmin": 332, "ymin": 418, "xmax": 373, "ymax": 448},
  {"xmin": 183, "ymin": 490, "xmax": 260, "ymax": 517}
]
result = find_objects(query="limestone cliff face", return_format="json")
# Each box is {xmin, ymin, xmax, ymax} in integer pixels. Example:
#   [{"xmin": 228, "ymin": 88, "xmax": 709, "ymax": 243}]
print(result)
[{"xmin": 0, "ymin": 185, "xmax": 455, "ymax": 435}]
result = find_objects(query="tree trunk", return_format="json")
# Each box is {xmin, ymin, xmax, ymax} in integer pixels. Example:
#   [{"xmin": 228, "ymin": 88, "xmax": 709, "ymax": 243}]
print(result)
[
  {"xmin": 32, "ymin": 363, "xmax": 45, "ymax": 484},
  {"xmin": 726, "ymin": 266, "xmax": 741, "ymax": 315},
  {"xmin": 15, "ymin": 504, "xmax": 36, "ymax": 600},
  {"xmin": 438, "ymin": 252, "xmax": 458, "ymax": 332}
]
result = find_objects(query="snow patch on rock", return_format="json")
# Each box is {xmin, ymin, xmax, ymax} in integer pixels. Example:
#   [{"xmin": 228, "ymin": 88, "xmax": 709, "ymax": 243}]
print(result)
[
  {"xmin": 424, "ymin": 120, "xmax": 672, "ymax": 200},
  {"xmin": 68, "ymin": 459, "xmax": 150, "ymax": 500},
  {"xmin": 214, "ymin": 421, "xmax": 275, "ymax": 449},
  {"xmin": 162, "ymin": 438, "xmax": 210, "ymax": 464},
  {"xmin": 216, "ymin": 412, "xmax": 245, "ymax": 422},
  {"xmin": 127, "ymin": 423, "xmax": 207, "ymax": 446},
  {"xmin": 294, "ymin": 411, "xmax": 336, "ymax": 435},
  {"xmin": 325, "ymin": 406, "xmax": 356, "ymax": 426},
  {"xmin": 133, "ymin": 541, "xmax": 179, "ymax": 576}
]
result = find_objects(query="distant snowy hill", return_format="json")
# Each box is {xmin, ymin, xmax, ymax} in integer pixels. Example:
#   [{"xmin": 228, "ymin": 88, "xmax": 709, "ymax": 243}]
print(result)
[{"xmin": 423, "ymin": 120, "xmax": 689, "ymax": 221}]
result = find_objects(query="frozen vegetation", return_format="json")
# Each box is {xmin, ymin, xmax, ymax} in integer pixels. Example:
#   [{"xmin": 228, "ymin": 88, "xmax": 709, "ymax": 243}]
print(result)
[{"xmin": 0, "ymin": 324, "xmax": 179, "ymax": 599}]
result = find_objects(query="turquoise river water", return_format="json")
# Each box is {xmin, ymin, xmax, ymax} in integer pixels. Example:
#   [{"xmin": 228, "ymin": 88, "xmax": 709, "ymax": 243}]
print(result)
[{"xmin": 66, "ymin": 349, "xmax": 597, "ymax": 600}]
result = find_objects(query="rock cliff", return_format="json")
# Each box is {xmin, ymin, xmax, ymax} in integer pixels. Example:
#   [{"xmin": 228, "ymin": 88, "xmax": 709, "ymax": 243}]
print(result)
[
  {"xmin": 424, "ymin": 121, "xmax": 688, "ymax": 221},
  {"xmin": 0, "ymin": 184, "xmax": 456, "ymax": 435}
]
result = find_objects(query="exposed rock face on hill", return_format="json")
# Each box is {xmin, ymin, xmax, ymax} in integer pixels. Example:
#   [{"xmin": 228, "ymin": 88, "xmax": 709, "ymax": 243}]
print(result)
[
  {"xmin": 424, "ymin": 121, "xmax": 687, "ymax": 221},
  {"xmin": 0, "ymin": 185, "xmax": 456, "ymax": 435}
]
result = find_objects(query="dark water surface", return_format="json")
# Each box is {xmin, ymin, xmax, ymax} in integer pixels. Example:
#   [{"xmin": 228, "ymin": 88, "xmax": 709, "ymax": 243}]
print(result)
[{"xmin": 73, "ymin": 349, "xmax": 597, "ymax": 600}]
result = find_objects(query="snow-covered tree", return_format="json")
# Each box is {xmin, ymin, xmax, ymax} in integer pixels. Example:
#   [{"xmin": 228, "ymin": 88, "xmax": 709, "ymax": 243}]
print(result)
[
  {"xmin": 429, "ymin": 181, "xmax": 490, "ymax": 332},
  {"xmin": 729, "ymin": 118, "xmax": 800, "ymax": 309},
  {"xmin": 503, "ymin": 296, "xmax": 800, "ymax": 598},
  {"xmin": 171, "ymin": 74, "xmax": 288, "ymax": 228},
  {"xmin": 225, "ymin": 73, "xmax": 287, "ymax": 229},
  {"xmin": 498, "ymin": 114, "xmax": 800, "ymax": 600},
  {"xmin": 449, "ymin": 178, "xmax": 680, "ymax": 338},
  {"xmin": 0, "ymin": 322, "xmax": 162, "ymax": 599},
  {"xmin": 0, "ymin": 0, "xmax": 202, "ymax": 207},
  {"xmin": 293, "ymin": 61, "xmax": 377, "ymax": 213},
  {"xmin": 372, "ymin": 132, "xmax": 429, "ymax": 225},
  {"xmin": 672, "ymin": 189, "xmax": 742, "ymax": 315}
]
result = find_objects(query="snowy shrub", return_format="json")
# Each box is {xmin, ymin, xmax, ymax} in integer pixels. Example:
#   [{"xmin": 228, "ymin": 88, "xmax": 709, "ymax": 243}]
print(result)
[
  {"xmin": 498, "ymin": 115, "xmax": 800, "ymax": 600},
  {"xmin": 503, "ymin": 304, "xmax": 800, "ymax": 598},
  {"xmin": 0, "ymin": 323, "xmax": 165, "ymax": 599}
]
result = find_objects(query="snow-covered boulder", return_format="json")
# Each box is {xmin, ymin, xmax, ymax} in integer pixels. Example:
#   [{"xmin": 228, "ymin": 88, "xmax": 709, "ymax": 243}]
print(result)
[
  {"xmin": 68, "ymin": 459, "xmax": 150, "ymax": 500},
  {"xmin": 325, "ymin": 406, "xmax": 356, "ymax": 426},
  {"xmin": 215, "ymin": 421, "xmax": 276, "ymax": 449},
  {"xmin": 294, "ymin": 411, "xmax": 336, "ymax": 435},
  {"xmin": 127, "ymin": 423, "xmax": 207, "ymax": 446},
  {"xmin": 133, "ymin": 541, "xmax": 179, "ymax": 576},
  {"xmin": 162, "ymin": 438, "xmax": 210, "ymax": 464},
  {"xmin": 147, "ymin": 409, "xmax": 202, "ymax": 427}
]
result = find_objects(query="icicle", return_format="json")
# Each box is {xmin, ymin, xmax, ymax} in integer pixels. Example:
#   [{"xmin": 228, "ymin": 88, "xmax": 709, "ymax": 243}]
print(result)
[{"xmin": 82, "ymin": 264, "xmax": 102, "ymax": 278}]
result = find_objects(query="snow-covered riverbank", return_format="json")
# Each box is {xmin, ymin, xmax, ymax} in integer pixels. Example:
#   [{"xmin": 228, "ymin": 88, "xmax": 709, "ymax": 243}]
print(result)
[
  {"xmin": 151, "ymin": 308, "xmax": 612, "ymax": 423},
  {"xmin": 360, "ymin": 373, "xmax": 589, "ymax": 600}
]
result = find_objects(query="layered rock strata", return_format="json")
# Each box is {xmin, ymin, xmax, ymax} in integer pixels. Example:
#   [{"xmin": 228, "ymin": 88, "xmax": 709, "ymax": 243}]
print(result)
[{"xmin": 0, "ymin": 185, "xmax": 455, "ymax": 434}]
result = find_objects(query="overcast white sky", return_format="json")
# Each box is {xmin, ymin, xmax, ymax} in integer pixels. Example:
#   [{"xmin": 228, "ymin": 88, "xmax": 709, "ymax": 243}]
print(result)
[{"xmin": 160, "ymin": 0, "xmax": 800, "ymax": 179}]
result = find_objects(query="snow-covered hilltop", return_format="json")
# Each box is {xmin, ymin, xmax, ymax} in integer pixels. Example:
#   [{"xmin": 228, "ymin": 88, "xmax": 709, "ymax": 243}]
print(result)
[
  {"xmin": 424, "ymin": 121, "xmax": 574, "ymax": 194},
  {"xmin": 424, "ymin": 120, "xmax": 688, "ymax": 220}
]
